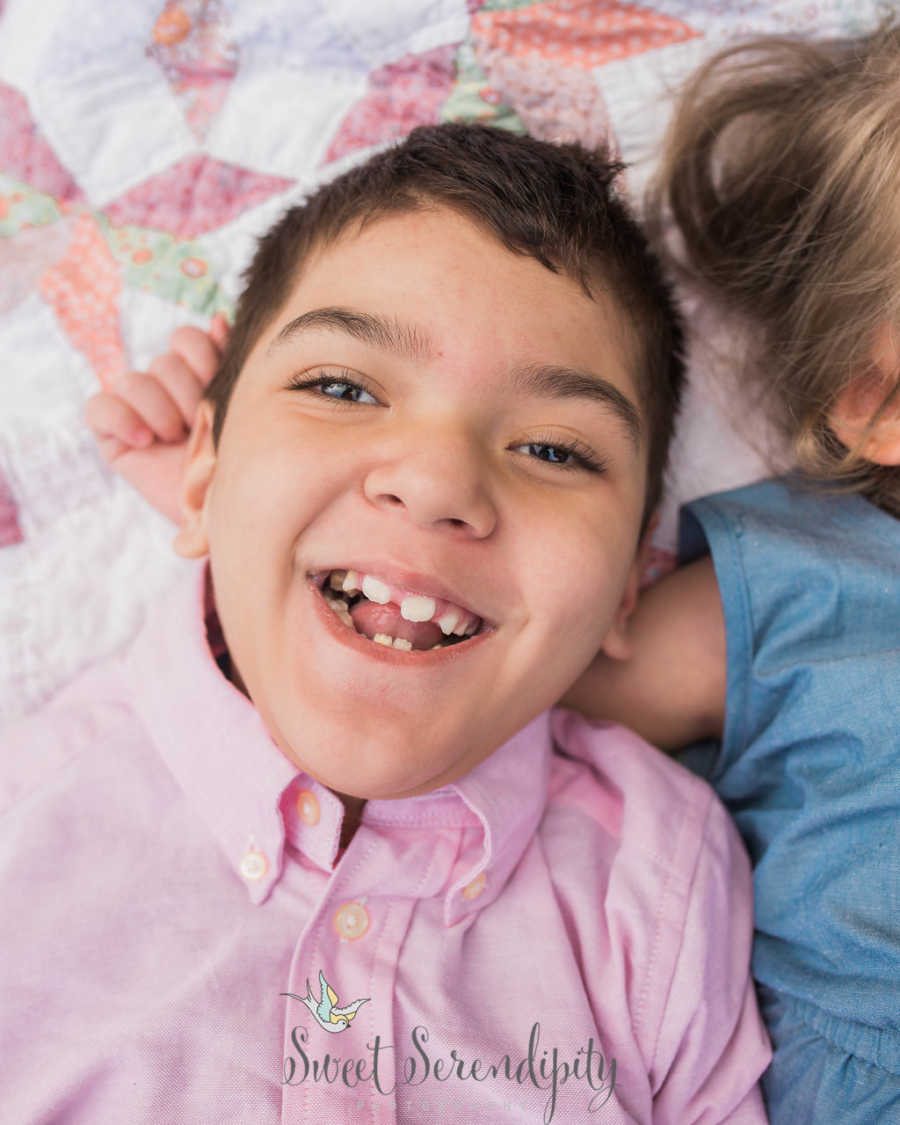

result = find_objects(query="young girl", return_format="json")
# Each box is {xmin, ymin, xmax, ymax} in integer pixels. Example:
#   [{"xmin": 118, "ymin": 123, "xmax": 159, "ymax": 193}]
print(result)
[{"xmin": 563, "ymin": 23, "xmax": 900, "ymax": 1124}]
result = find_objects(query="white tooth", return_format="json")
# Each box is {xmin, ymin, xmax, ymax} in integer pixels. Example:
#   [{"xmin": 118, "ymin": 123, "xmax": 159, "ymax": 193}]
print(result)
[
  {"xmin": 343, "ymin": 569, "xmax": 361, "ymax": 593},
  {"xmin": 328, "ymin": 570, "xmax": 347, "ymax": 591},
  {"xmin": 337, "ymin": 609, "xmax": 354, "ymax": 627},
  {"xmin": 430, "ymin": 643, "xmax": 445, "ymax": 650},
  {"xmin": 400, "ymin": 595, "xmax": 436, "ymax": 622},
  {"xmin": 392, "ymin": 637, "xmax": 413, "ymax": 651},
  {"xmin": 437, "ymin": 610, "xmax": 460, "ymax": 635},
  {"xmin": 331, "ymin": 598, "xmax": 348, "ymax": 612},
  {"xmin": 362, "ymin": 575, "xmax": 391, "ymax": 604},
  {"xmin": 373, "ymin": 633, "xmax": 393, "ymax": 646},
  {"xmin": 464, "ymin": 619, "xmax": 478, "ymax": 635},
  {"xmin": 452, "ymin": 618, "xmax": 469, "ymax": 636}
]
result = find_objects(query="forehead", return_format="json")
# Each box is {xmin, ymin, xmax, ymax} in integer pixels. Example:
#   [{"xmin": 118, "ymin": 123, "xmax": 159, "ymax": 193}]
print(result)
[{"xmin": 259, "ymin": 207, "xmax": 641, "ymax": 405}]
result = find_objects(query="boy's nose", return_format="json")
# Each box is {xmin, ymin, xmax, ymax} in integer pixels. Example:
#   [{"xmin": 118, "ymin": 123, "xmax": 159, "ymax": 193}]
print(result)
[{"xmin": 362, "ymin": 431, "xmax": 497, "ymax": 538}]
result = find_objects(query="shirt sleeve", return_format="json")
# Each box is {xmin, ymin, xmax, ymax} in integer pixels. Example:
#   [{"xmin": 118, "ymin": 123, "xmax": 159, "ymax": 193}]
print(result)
[
  {"xmin": 650, "ymin": 790, "xmax": 772, "ymax": 1123},
  {"xmin": 679, "ymin": 496, "xmax": 756, "ymax": 778}
]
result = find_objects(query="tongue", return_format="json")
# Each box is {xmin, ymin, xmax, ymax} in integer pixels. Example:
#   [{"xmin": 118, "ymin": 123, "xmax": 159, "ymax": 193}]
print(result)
[{"xmin": 350, "ymin": 601, "xmax": 444, "ymax": 650}]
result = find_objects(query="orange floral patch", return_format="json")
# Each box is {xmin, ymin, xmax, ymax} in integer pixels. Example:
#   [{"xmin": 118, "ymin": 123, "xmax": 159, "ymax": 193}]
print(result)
[
  {"xmin": 40, "ymin": 215, "xmax": 125, "ymax": 388},
  {"xmin": 154, "ymin": 5, "xmax": 192, "ymax": 47},
  {"xmin": 472, "ymin": 0, "xmax": 699, "ymax": 71},
  {"xmin": 180, "ymin": 256, "xmax": 206, "ymax": 278}
]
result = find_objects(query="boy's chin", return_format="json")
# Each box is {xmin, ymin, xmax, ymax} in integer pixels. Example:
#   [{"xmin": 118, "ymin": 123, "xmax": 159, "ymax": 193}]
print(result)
[
  {"xmin": 270, "ymin": 716, "xmax": 491, "ymax": 803},
  {"xmin": 306, "ymin": 752, "xmax": 465, "ymax": 804}
]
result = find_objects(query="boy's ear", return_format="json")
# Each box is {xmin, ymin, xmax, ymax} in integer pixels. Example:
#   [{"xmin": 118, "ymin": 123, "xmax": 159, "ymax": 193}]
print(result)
[
  {"xmin": 829, "ymin": 327, "xmax": 900, "ymax": 466},
  {"xmin": 172, "ymin": 400, "xmax": 218, "ymax": 559},
  {"xmin": 598, "ymin": 515, "xmax": 659, "ymax": 662}
]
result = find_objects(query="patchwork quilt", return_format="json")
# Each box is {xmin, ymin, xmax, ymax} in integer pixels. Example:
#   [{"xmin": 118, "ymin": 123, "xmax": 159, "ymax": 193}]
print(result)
[{"xmin": 0, "ymin": 0, "xmax": 885, "ymax": 724}]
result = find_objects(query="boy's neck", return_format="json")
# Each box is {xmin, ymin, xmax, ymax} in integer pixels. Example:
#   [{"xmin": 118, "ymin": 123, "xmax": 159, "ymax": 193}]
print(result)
[{"xmin": 337, "ymin": 795, "xmax": 367, "ymax": 852}]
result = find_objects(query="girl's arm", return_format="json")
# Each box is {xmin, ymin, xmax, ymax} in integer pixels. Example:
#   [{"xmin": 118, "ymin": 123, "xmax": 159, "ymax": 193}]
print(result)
[{"xmin": 561, "ymin": 555, "xmax": 727, "ymax": 752}]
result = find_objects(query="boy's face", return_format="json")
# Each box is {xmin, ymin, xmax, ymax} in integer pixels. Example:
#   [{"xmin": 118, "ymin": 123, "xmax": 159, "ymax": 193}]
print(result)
[{"xmin": 176, "ymin": 207, "xmax": 648, "ymax": 800}]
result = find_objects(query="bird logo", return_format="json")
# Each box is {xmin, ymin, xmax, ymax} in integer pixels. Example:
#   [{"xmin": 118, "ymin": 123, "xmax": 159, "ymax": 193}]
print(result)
[{"xmin": 283, "ymin": 970, "xmax": 370, "ymax": 1034}]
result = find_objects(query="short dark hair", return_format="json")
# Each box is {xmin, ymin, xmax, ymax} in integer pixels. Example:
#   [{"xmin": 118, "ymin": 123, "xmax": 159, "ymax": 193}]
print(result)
[{"xmin": 204, "ymin": 123, "xmax": 684, "ymax": 521}]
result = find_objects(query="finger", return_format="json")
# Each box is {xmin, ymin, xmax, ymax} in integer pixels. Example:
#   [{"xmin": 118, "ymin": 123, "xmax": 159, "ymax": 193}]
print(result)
[
  {"xmin": 169, "ymin": 324, "xmax": 222, "ymax": 385},
  {"xmin": 112, "ymin": 371, "xmax": 190, "ymax": 444},
  {"xmin": 84, "ymin": 390, "xmax": 156, "ymax": 453},
  {"xmin": 146, "ymin": 352, "xmax": 205, "ymax": 427},
  {"xmin": 209, "ymin": 311, "xmax": 231, "ymax": 352},
  {"xmin": 95, "ymin": 434, "xmax": 132, "ymax": 463},
  {"xmin": 112, "ymin": 442, "xmax": 189, "ymax": 527}
]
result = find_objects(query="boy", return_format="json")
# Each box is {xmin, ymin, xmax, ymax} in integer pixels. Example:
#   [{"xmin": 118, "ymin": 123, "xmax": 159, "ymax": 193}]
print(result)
[{"xmin": 1, "ymin": 125, "xmax": 770, "ymax": 1122}]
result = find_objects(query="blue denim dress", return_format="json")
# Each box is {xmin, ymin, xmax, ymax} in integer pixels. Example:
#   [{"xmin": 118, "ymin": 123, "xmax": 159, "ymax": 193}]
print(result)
[{"xmin": 677, "ymin": 476, "xmax": 900, "ymax": 1124}]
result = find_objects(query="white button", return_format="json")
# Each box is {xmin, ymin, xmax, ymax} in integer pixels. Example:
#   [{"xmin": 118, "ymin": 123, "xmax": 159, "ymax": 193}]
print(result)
[
  {"xmin": 239, "ymin": 849, "xmax": 268, "ymax": 881},
  {"xmin": 462, "ymin": 872, "xmax": 487, "ymax": 901},
  {"xmin": 333, "ymin": 901, "xmax": 370, "ymax": 941},
  {"xmin": 296, "ymin": 789, "xmax": 320, "ymax": 827}
]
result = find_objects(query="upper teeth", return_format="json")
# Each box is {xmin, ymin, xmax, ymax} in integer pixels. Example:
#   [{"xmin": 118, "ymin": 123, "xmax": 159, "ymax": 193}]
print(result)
[
  {"xmin": 437, "ymin": 610, "xmax": 460, "ymax": 635},
  {"xmin": 361, "ymin": 575, "xmax": 390, "ymax": 604},
  {"xmin": 320, "ymin": 567, "xmax": 485, "ymax": 638},
  {"xmin": 400, "ymin": 595, "xmax": 436, "ymax": 622}
]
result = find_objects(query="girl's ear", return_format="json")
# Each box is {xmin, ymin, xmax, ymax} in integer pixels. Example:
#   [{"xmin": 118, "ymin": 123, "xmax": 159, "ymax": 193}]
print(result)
[{"xmin": 829, "ymin": 326, "xmax": 900, "ymax": 466}]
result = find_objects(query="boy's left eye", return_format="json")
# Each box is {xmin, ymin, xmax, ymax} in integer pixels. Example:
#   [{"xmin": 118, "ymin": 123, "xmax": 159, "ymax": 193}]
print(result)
[{"xmin": 512, "ymin": 439, "xmax": 605, "ymax": 473}]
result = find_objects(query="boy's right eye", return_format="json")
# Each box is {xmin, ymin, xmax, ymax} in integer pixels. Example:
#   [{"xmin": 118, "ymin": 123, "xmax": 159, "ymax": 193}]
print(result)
[{"xmin": 287, "ymin": 372, "xmax": 380, "ymax": 405}]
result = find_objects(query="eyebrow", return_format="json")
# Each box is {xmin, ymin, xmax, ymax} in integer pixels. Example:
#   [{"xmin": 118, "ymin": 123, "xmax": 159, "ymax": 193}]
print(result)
[
  {"xmin": 269, "ymin": 306, "xmax": 433, "ymax": 363},
  {"xmin": 511, "ymin": 364, "xmax": 643, "ymax": 448},
  {"xmin": 270, "ymin": 305, "xmax": 642, "ymax": 447}
]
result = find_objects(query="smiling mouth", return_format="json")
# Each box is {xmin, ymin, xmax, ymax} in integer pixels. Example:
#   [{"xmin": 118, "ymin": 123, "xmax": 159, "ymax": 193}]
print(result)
[{"xmin": 312, "ymin": 568, "xmax": 488, "ymax": 652}]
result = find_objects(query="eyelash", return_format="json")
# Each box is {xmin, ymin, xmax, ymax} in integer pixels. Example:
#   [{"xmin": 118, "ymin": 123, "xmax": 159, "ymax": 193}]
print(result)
[
  {"xmin": 514, "ymin": 435, "xmax": 606, "ymax": 474},
  {"xmin": 286, "ymin": 371, "xmax": 380, "ymax": 404},
  {"xmin": 286, "ymin": 373, "xmax": 606, "ymax": 474}
]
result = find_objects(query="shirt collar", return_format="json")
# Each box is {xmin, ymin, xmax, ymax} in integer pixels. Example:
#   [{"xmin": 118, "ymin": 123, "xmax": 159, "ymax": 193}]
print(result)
[
  {"xmin": 124, "ymin": 559, "xmax": 553, "ymax": 916},
  {"xmin": 444, "ymin": 711, "xmax": 552, "ymax": 925},
  {"xmin": 124, "ymin": 559, "xmax": 300, "ymax": 904}
]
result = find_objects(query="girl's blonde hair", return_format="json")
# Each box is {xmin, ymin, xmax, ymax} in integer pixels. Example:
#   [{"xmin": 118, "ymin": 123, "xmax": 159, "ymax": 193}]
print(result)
[{"xmin": 648, "ymin": 20, "xmax": 900, "ymax": 516}]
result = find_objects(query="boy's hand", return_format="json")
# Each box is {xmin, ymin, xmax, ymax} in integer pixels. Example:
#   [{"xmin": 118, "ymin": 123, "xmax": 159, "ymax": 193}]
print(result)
[{"xmin": 85, "ymin": 314, "xmax": 229, "ymax": 526}]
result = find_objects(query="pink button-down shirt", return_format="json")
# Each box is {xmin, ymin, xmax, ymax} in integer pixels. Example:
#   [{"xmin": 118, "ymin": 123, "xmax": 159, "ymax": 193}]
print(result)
[{"xmin": 0, "ymin": 559, "xmax": 770, "ymax": 1123}]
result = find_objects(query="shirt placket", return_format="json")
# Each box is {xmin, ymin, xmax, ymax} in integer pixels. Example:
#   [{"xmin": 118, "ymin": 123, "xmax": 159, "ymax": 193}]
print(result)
[{"xmin": 280, "ymin": 823, "xmax": 458, "ymax": 1125}]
